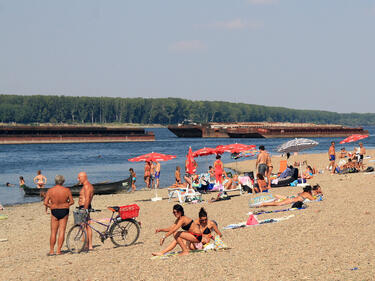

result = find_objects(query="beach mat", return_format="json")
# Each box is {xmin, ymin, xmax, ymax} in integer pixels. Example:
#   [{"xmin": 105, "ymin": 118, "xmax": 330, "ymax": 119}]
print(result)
[
  {"xmin": 0, "ymin": 214, "xmax": 8, "ymax": 220},
  {"xmin": 151, "ymin": 247, "xmax": 231, "ymax": 260},
  {"xmin": 223, "ymin": 214, "xmax": 295, "ymax": 230},
  {"xmin": 251, "ymin": 206, "xmax": 307, "ymax": 215}
]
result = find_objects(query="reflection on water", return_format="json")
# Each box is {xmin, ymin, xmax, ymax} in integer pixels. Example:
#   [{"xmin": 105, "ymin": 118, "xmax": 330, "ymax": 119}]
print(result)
[{"xmin": 1, "ymin": 127, "xmax": 374, "ymax": 205}]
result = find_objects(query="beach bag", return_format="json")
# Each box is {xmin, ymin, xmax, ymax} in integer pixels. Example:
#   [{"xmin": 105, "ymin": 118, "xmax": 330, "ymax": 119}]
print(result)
[{"xmin": 365, "ymin": 166, "xmax": 374, "ymax": 172}]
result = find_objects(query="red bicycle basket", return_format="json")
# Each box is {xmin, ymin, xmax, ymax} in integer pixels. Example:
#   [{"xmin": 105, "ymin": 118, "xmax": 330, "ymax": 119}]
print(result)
[{"xmin": 119, "ymin": 204, "xmax": 140, "ymax": 219}]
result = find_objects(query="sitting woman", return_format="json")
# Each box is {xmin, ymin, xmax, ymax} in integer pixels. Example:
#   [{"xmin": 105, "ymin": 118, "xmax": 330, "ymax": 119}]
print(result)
[
  {"xmin": 153, "ymin": 204, "xmax": 202, "ymax": 256},
  {"xmin": 254, "ymin": 174, "xmax": 268, "ymax": 193},
  {"xmin": 222, "ymin": 174, "xmax": 233, "ymax": 190},
  {"xmin": 224, "ymin": 174, "xmax": 239, "ymax": 190},
  {"xmin": 194, "ymin": 207, "xmax": 222, "ymax": 245},
  {"xmin": 256, "ymin": 186, "xmax": 318, "ymax": 208},
  {"xmin": 302, "ymin": 165, "xmax": 314, "ymax": 179}
]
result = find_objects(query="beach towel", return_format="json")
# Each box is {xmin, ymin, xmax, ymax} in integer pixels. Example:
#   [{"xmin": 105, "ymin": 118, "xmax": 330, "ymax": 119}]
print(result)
[
  {"xmin": 248, "ymin": 194, "xmax": 275, "ymax": 207},
  {"xmin": 250, "ymin": 206, "xmax": 307, "ymax": 215},
  {"xmin": 151, "ymin": 236, "xmax": 230, "ymax": 259},
  {"xmin": 0, "ymin": 214, "xmax": 8, "ymax": 220},
  {"xmin": 223, "ymin": 215, "xmax": 295, "ymax": 230}
]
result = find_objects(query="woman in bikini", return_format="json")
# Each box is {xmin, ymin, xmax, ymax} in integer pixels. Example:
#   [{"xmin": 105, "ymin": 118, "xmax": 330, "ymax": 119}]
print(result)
[
  {"xmin": 153, "ymin": 204, "xmax": 202, "ymax": 256},
  {"xmin": 33, "ymin": 170, "xmax": 47, "ymax": 188},
  {"xmin": 256, "ymin": 186, "xmax": 317, "ymax": 207},
  {"xmin": 144, "ymin": 161, "xmax": 151, "ymax": 189},
  {"xmin": 195, "ymin": 207, "xmax": 222, "ymax": 245},
  {"xmin": 214, "ymin": 155, "xmax": 224, "ymax": 185}
]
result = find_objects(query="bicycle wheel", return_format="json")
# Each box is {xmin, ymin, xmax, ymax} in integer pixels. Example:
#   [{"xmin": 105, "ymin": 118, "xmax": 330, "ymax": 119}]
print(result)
[
  {"xmin": 66, "ymin": 225, "xmax": 87, "ymax": 253},
  {"xmin": 110, "ymin": 218, "xmax": 140, "ymax": 247}
]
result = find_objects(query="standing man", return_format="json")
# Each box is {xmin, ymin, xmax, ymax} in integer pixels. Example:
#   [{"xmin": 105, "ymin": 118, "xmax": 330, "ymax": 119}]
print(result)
[
  {"xmin": 256, "ymin": 145, "xmax": 268, "ymax": 177},
  {"xmin": 328, "ymin": 141, "xmax": 336, "ymax": 174},
  {"xmin": 358, "ymin": 142, "xmax": 366, "ymax": 170},
  {"xmin": 78, "ymin": 172, "xmax": 94, "ymax": 251},
  {"xmin": 266, "ymin": 152, "xmax": 273, "ymax": 189},
  {"xmin": 44, "ymin": 175, "xmax": 74, "ymax": 255},
  {"xmin": 154, "ymin": 161, "xmax": 161, "ymax": 189}
]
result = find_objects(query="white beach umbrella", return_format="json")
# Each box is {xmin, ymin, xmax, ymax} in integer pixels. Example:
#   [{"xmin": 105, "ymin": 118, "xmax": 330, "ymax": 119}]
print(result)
[{"xmin": 277, "ymin": 138, "xmax": 319, "ymax": 154}]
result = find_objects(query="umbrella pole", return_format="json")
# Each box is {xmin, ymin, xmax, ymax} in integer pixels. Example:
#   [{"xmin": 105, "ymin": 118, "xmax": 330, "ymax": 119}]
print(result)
[{"xmin": 151, "ymin": 175, "xmax": 162, "ymax": 202}]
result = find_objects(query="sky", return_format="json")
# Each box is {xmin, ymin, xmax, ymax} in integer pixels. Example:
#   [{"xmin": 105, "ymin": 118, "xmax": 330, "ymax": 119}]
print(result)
[{"xmin": 0, "ymin": 0, "xmax": 374, "ymax": 113}]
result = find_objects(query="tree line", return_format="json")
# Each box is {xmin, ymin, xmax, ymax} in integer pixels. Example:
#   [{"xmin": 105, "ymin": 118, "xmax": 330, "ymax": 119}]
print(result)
[{"xmin": 0, "ymin": 94, "xmax": 374, "ymax": 126}]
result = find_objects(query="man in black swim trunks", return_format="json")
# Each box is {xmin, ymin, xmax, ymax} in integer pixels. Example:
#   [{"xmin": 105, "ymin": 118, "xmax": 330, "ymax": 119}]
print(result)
[
  {"xmin": 44, "ymin": 175, "xmax": 74, "ymax": 255},
  {"xmin": 77, "ymin": 172, "xmax": 94, "ymax": 250}
]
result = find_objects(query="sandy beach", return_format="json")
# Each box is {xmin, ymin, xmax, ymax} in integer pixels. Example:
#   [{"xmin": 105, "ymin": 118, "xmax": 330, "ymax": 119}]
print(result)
[{"xmin": 1, "ymin": 150, "xmax": 375, "ymax": 280}]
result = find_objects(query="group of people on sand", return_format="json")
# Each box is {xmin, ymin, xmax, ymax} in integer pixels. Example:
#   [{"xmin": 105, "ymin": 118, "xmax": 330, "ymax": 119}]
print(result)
[
  {"xmin": 153, "ymin": 205, "xmax": 222, "ymax": 256},
  {"xmin": 43, "ymin": 172, "xmax": 94, "ymax": 256},
  {"xmin": 142, "ymin": 160, "xmax": 161, "ymax": 190},
  {"xmin": 328, "ymin": 141, "xmax": 367, "ymax": 174}
]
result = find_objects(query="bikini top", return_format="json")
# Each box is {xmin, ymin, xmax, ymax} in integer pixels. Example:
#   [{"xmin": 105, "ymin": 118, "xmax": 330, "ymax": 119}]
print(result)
[
  {"xmin": 182, "ymin": 220, "xmax": 193, "ymax": 231},
  {"xmin": 203, "ymin": 227, "xmax": 211, "ymax": 235}
]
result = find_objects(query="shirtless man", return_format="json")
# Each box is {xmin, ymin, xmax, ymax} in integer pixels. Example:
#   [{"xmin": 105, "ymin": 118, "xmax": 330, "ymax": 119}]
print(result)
[
  {"xmin": 78, "ymin": 172, "xmax": 94, "ymax": 250},
  {"xmin": 256, "ymin": 145, "xmax": 268, "ymax": 177},
  {"xmin": 34, "ymin": 170, "xmax": 47, "ymax": 188},
  {"xmin": 154, "ymin": 161, "xmax": 161, "ymax": 189},
  {"xmin": 358, "ymin": 142, "xmax": 366, "ymax": 170},
  {"xmin": 43, "ymin": 175, "xmax": 74, "ymax": 255},
  {"xmin": 328, "ymin": 141, "xmax": 336, "ymax": 174},
  {"xmin": 144, "ymin": 161, "xmax": 151, "ymax": 189}
]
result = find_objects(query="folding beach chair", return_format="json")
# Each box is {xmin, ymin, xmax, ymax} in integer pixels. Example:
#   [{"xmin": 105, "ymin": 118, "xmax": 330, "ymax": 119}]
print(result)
[{"xmin": 278, "ymin": 160, "xmax": 288, "ymax": 175}]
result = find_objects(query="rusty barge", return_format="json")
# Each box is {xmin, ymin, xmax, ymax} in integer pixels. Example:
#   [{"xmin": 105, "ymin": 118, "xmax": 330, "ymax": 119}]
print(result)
[
  {"xmin": 0, "ymin": 125, "xmax": 155, "ymax": 144},
  {"xmin": 168, "ymin": 122, "xmax": 368, "ymax": 138}
]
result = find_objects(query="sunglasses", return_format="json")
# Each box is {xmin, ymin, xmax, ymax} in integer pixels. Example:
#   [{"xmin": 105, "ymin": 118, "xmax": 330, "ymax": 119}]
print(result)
[{"xmin": 199, "ymin": 218, "xmax": 207, "ymax": 223}]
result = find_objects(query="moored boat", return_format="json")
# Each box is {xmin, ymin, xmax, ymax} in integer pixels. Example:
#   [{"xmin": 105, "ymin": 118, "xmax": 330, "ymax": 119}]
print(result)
[
  {"xmin": 168, "ymin": 122, "xmax": 368, "ymax": 138},
  {"xmin": 22, "ymin": 177, "xmax": 131, "ymax": 196},
  {"xmin": 0, "ymin": 125, "xmax": 155, "ymax": 144}
]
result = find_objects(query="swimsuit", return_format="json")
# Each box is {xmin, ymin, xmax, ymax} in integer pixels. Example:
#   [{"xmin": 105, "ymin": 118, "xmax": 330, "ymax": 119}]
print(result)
[
  {"xmin": 182, "ymin": 220, "xmax": 193, "ymax": 231},
  {"xmin": 132, "ymin": 177, "xmax": 136, "ymax": 182},
  {"xmin": 358, "ymin": 155, "xmax": 364, "ymax": 163},
  {"xmin": 203, "ymin": 227, "xmax": 211, "ymax": 235},
  {"xmin": 51, "ymin": 208, "xmax": 69, "ymax": 220},
  {"xmin": 154, "ymin": 171, "xmax": 160, "ymax": 179},
  {"xmin": 181, "ymin": 220, "xmax": 203, "ymax": 241},
  {"xmin": 329, "ymin": 155, "xmax": 335, "ymax": 161},
  {"xmin": 258, "ymin": 164, "xmax": 268, "ymax": 176}
]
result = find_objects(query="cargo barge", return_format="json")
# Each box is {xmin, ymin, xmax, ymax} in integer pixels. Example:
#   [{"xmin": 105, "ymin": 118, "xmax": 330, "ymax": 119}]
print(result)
[
  {"xmin": 168, "ymin": 122, "xmax": 368, "ymax": 138},
  {"xmin": 0, "ymin": 125, "xmax": 155, "ymax": 144}
]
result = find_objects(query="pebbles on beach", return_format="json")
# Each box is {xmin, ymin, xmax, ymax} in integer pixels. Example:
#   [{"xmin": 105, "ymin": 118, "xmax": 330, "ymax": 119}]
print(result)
[{"xmin": 0, "ymin": 150, "xmax": 374, "ymax": 280}]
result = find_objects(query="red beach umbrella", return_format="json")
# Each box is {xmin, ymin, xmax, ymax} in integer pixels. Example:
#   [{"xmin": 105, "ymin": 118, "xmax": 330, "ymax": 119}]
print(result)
[
  {"xmin": 128, "ymin": 152, "xmax": 176, "ymax": 162},
  {"xmin": 193, "ymin": 147, "xmax": 221, "ymax": 157},
  {"xmin": 217, "ymin": 143, "xmax": 256, "ymax": 154},
  {"xmin": 339, "ymin": 134, "xmax": 369, "ymax": 144}
]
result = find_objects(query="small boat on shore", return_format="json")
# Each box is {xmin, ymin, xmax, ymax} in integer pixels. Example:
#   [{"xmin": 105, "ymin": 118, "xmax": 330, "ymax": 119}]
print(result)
[{"xmin": 22, "ymin": 177, "xmax": 131, "ymax": 197}]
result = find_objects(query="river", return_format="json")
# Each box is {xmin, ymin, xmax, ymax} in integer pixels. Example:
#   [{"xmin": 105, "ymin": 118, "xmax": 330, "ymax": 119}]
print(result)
[{"xmin": 1, "ymin": 126, "xmax": 374, "ymax": 206}]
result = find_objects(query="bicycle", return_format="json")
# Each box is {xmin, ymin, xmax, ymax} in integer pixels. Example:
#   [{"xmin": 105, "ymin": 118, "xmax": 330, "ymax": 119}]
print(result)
[{"xmin": 66, "ymin": 204, "xmax": 141, "ymax": 253}]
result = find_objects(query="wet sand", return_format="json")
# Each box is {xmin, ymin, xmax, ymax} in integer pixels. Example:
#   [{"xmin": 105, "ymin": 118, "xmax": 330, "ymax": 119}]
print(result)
[{"xmin": 1, "ymin": 150, "xmax": 375, "ymax": 280}]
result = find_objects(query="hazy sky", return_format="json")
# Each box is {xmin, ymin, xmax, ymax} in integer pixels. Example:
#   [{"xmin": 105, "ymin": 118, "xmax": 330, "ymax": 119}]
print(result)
[{"xmin": 1, "ymin": 0, "xmax": 374, "ymax": 113}]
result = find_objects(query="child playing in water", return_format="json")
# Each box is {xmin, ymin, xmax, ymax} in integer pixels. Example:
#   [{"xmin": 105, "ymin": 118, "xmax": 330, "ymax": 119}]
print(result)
[{"xmin": 129, "ymin": 168, "xmax": 136, "ymax": 192}]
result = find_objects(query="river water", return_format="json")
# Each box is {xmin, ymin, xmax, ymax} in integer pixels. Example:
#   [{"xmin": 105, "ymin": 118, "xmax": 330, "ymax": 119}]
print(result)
[{"xmin": 1, "ymin": 127, "xmax": 374, "ymax": 206}]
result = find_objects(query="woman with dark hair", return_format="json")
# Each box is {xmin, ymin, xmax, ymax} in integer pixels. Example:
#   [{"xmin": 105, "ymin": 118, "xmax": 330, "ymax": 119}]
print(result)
[
  {"xmin": 214, "ymin": 155, "xmax": 224, "ymax": 184},
  {"xmin": 153, "ymin": 204, "xmax": 203, "ymax": 256},
  {"xmin": 195, "ymin": 207, "xmax": 222, "ymax": 245}
]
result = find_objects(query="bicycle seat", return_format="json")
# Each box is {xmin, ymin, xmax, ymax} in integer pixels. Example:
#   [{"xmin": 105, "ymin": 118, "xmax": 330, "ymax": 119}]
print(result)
[{"xmin": 108, "ymin": 206, "xmax": 120, "ymax": 212}]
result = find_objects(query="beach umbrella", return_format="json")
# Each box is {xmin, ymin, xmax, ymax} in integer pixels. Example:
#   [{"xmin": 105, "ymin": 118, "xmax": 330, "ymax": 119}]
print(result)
[
  {"xmin": 217, "ymin": 143, "xmax": 255, "ymax": 154},
  {"xmin": 128, "ymin": 152, "xmax": 176, "ymax": 201},
  {"xmin": 277, "ymin": 138, "xmax": 319, "ymax": 154},
  {"xmin": 192, "ymin": 147, "xmax": 218, "ymax": 158},
  {"xmin": 128, "ymin": 152, "xmax": 176, "ymax": 162},
  {"xmin": 339, "ymin": 134, "xmax": 369, "ymax": 144},
  {"xmin": 277, "ymin": 138, "xmax": 319, "ymax": 177}
]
